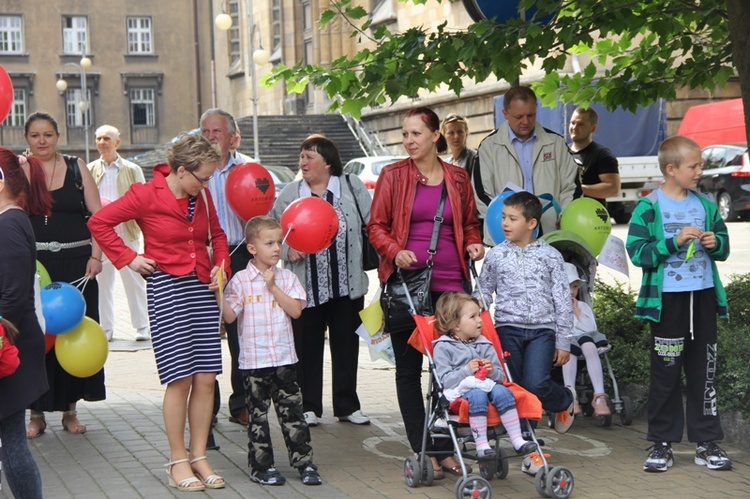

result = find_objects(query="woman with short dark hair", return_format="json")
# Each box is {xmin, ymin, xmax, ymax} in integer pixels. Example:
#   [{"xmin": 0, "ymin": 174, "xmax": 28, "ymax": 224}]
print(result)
[{"xmin": 270, "ymin": 134, "xmax": 372, "ymax": 427}]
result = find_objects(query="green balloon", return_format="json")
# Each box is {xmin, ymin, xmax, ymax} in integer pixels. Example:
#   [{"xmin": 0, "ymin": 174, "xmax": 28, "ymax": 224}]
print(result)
[
  {"xmin": 36, "ymin": 260, "xmax": 52, "ymax": 287},
  {"xmin": 559, "ymin": 198, "xmax": 612, "ymax": 256}
]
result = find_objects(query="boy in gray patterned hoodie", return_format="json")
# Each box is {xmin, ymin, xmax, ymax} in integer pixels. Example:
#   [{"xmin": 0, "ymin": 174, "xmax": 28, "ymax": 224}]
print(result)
[{"xmin": 474, "ymin": 192, "xmax": 576, "ymax": 471}]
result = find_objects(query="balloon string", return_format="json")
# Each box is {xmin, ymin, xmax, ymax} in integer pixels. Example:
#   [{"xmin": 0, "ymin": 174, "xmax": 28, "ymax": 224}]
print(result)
[
  {"xmin": 229, "ymin": 238, "xmax": 246, "ymax": 257},
  {"xmin": 281, "ymin": 225, "xmax": 294, "ymax": 246},
  {"xmin": 70, "ymin": 276, "xmax": 88, "ymax": 288}
]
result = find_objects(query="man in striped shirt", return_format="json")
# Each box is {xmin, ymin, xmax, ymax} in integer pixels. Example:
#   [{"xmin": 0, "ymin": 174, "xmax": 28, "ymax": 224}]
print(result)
[{"xmin": 200, "ymin": 108, "xmax": 253, "ymax": 426}]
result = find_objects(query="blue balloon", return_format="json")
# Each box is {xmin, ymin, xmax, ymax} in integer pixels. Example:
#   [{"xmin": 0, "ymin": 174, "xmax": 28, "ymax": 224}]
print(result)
[
  {"xmin": 485, "ymin": 191, "xmax": 515, "ymax": 244},
  {"xmin": 41, "ymin": 282, "xmax": 86, "ymax": 335},
  {"xmin": 486, "ymin": 190, "xmax": 544, "ymax": 244}
]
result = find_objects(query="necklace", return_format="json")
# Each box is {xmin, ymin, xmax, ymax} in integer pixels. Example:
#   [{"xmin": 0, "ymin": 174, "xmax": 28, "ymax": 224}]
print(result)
[{"xmin": 44, "ymin": 154, "xmax": 58, "ymax": 225}]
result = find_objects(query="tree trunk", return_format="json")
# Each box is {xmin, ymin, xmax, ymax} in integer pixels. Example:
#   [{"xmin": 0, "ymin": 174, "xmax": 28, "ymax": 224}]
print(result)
[{"xmin": 725, "ymin": 0, "xmax": 750, "ymax": 145}]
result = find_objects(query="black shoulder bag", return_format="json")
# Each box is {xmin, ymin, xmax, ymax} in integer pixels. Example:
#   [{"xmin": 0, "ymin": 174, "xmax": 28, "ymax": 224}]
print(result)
[
  {"xmin": 380, "ymin": 184, "xmax": 447, "ymax": 332},
  {"xmin": 63, "ymin": 155, "xmax": 92, "ymax": 221},
  {"xmin": 344, "ymin": 174, "xmax": 380, "ymax": 271}
]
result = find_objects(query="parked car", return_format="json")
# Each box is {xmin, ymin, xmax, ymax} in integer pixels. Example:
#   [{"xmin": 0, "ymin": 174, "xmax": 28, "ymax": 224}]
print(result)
[
  {"xmin": 343, "ymin": 156, "xmax": 405, "ymax": 195},
  {"xmin": 697, "ymin": 143, "xmax": 750, "ymax": 221},
  {"xmin": 264, "ymin": 165, "xmax": 296, "ymax": 198}
]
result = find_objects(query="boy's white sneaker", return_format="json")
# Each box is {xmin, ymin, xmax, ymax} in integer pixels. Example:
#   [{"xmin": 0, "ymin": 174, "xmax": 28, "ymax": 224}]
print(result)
[
  {"xmin": 303, "ymin": 411, "xmax": 319, "ymax": 427},
  {"xmin": 695, "ymin": 442, "xmax": 732, "ymax": 470},
  {"xmin": 337, "ymin": 410, "xmax": 370, "ymax": 425}
]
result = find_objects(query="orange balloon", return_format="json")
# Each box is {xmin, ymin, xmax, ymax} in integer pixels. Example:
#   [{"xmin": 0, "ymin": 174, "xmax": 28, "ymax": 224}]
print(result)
[{"xmin": 44, "ymin": 333, "xmax": 56, "ymax": 354}]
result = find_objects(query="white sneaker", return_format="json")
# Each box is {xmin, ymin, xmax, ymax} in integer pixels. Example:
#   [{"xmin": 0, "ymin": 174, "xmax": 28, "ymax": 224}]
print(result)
[
  {"xmin": 104, "ymin": 329, "xmax": 113, "ymax": 342},
  {"xmin": 303, "ymin": 411, "xmax": 319, "ymax": 427},
  {"xmin": 521, "ymin": 452, "xmax": 550, "ymax": 476},
  {"xmin": 135, "ymin": 328, "xmax": 150, "ymax": 341},
  {"xmin": 337, "ymin": 410, "xmax": 370, "ymax": 425}
]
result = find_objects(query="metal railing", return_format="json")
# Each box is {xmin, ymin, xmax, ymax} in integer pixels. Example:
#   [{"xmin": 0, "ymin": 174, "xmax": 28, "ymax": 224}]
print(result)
[{"xmin": 341, "ymin": 114, "xmax": 391, "ymax": 156}]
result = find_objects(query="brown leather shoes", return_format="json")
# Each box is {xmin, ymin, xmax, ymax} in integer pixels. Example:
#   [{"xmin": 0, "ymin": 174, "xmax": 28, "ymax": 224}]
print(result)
[{"xmin": 228, "ymin": 409, "xmax": 248, "ymax": 426}]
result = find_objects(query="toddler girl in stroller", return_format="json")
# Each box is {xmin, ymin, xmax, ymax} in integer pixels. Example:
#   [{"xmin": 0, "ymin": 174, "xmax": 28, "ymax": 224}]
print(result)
[
  {"xmin": 561, "ymin": 262, "xmax": 611, "ymax": 417},
  {"xmin": 433, "ymin": 293, "xmax": 537, "ymax": 458}
]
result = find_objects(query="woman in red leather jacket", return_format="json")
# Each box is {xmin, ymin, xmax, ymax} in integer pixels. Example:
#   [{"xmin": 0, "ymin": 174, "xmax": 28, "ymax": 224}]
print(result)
[{"xmin": 367, "ymin": 107, "xmax": 484, "ymax": 478}]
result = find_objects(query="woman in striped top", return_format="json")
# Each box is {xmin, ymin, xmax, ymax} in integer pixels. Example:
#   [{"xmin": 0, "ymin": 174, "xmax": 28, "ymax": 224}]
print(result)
[{"xmin": 89, "ymin": 134, "xmax": 230, "ymax": 492}]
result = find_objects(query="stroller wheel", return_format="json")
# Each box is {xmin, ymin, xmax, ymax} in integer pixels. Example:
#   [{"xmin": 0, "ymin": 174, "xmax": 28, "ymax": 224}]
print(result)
[
  {"xmin": 619, "ymin": 396, "xmax": 634, "ymax": 426},
  {"xmin": 421, "ymin": 456, "xmax": 435, "ymax": 486},
  {"xmin": 535, "ymin": 468, "xmax": 551, "ymax": 498},
  {"xmin": 454, "ymin": 475, "xmax": 492, "ymax": 499},
  {"xmin": 545, "ymin": 466, "xmax": 574, "ymax": 499},
  {"xmin": 403, "ymin": 455, "xmax": 421, "ymax": 488},
  {"xmin": 479, "ymin": 459, "xmax": 496, "ymax": 481}
]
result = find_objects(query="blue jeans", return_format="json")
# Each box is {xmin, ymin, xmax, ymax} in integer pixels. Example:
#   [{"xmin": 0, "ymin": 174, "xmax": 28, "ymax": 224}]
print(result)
[
  {"xmin": 463, "ymin": 385, "xmax": 516, "ymax": 416},
  {"xmin": 0, "ymin": 410, "xmax": 43, "ymax": 499},
  {"xmin": 497, "ymin": 325, "xmax": 572, "ymax": 413}
]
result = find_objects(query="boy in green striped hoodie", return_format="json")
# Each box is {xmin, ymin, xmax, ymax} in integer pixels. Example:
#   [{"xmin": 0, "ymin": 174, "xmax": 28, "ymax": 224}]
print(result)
[{"xmin": 627, "ymin": 136, "xmax": 731, "ymax": 474}]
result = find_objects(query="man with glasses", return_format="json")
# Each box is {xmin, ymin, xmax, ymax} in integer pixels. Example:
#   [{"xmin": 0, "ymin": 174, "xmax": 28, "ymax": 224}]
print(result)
[
  {"xmin": 200, "ymin": 108, "xmax": 253, "ymax": 427},
  {"xmin": 473, "ymin": 86, "xmax": 579, "ymax": 242},
  {"xmin": 88, "ymin": 125, "xmax": 149, "ymax": 342}
]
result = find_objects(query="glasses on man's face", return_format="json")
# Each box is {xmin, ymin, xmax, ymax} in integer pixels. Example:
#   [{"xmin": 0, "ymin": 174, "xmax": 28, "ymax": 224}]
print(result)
[{"xmin": 188, "ymin": 170, "xmax": 213, "ymax": 184}]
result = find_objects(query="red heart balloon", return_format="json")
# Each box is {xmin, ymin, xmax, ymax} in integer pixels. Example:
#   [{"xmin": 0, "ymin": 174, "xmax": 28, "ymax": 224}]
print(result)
[
  {"xmin": 225, "ymin": 162, "xmax": 276, "ymax": 221},
  {"xmin": 280, "ymin": 197, "xmax": 339, "ymax": 254},
  {"xmin": 0, "ymin": 66, "xmax": 14, "ymax": 123}
]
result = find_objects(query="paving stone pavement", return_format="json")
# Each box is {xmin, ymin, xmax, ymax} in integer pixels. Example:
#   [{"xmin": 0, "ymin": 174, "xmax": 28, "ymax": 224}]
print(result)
[{"xmin": 11, "ymin": 250, "xmax": 750, "ymax": 499}]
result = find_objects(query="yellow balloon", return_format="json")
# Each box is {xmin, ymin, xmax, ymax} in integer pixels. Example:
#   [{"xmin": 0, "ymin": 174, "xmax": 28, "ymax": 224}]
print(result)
[{"xmin": 55, "ymin": 317, "xmax": 108, "ymax": 378}]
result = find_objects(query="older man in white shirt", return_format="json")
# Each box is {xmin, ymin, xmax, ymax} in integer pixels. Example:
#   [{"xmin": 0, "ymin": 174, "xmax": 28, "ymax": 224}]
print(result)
[{"xmin": 88, "ymin": 125, "xmax": 149, "ymax": 341}]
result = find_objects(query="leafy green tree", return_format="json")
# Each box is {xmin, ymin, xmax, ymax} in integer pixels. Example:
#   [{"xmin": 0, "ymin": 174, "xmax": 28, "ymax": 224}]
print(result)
[{"xmin": 265, "ymin": 0, "xmax": 750, "ymax": 142}]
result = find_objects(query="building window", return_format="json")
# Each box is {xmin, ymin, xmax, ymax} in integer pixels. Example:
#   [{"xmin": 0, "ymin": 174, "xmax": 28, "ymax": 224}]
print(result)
[
  {"xmin": 302, "ymin": 2, "xmax": 312, "ymax": 32},
  {"xmin": 127, "ymin": 17, "xmax": 152, "ymax": 54},
  {"xmin": 130, "ymin": 88, "xmax": 156, "ymax": 127},
  {"xmin": 63, "ymin": 16, "xmax": 88, "ymax": 54},
  {"xmin": 0, "ymin": 15, "xmax": 23, "ymax": 54},
  {"xmin": 227, "ymin": 0, "xmax": 241, "ymax": 65},
  {"xmin": 2, "ymin": 88, "xmax": 26, "ymax": 127},
  {"xmin": 271, "ymin": 0, "xmax": 281, "ymax": 52},
  {"xmin": 65, "ymin": 88, "xmax": 91, "ymax": 128}
]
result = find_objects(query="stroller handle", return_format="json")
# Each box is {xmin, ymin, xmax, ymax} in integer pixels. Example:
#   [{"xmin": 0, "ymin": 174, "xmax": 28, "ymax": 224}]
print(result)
[{"xmin": 469, "ymin": 261, "xmax": 491, "ymax": 311}]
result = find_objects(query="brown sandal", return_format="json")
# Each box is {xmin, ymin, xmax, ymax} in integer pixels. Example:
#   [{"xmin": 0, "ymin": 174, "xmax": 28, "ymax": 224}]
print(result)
[
  {"xmin": 26, "ymin": 413, "xmax": 47, "ymax": 439},
  {"xmin": 440, "ymin": 457, "xmax": 472, "ymax": 476},
  {"xmin": 593, "ymin": 393, "xmax": 611, "ymax": 417},
  {"xmin": 62, "ymin": 410, "xmax": 87, "ymax": 434}
]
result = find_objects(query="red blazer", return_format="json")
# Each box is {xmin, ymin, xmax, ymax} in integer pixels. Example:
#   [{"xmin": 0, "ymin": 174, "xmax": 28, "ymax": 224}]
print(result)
[
  {"xmin": 88, "ymin": 164, "xmax": 230, "ymax": 283},
  {"xmin": 367, "ymin": 157, "xmax": 481, "ymax": 284}
]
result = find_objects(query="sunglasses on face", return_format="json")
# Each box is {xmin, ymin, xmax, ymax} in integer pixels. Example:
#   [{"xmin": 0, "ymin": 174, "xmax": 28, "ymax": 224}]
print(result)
[{"xmin": 442, "ymin": 114, "xmax": 467, "ymax": 125}]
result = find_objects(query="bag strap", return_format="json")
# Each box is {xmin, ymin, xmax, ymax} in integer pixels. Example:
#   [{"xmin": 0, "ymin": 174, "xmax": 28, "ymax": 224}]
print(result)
[
  {"xmin": 344, "ymin": 174, "xmax": 366, "ymax": 225},
  {"xmin": 426, "ymin": 183, "xmax": 448, "ymax": 265},
  {"xmin": 200, "ymin": 190, "xmax": 211, "ymax": 247}
]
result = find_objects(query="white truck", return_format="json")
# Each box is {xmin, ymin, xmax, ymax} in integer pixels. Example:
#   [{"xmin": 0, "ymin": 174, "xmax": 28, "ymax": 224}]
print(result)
[{"xmin": 606, "ymin": 156, "xmax": 663, "ymax": 224}]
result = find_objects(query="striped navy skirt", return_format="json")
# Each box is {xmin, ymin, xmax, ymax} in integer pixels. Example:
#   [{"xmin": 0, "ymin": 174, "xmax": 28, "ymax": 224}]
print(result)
[{"xmin": 146, "ymin": 272, "xmax": 223, "ymax": 385}]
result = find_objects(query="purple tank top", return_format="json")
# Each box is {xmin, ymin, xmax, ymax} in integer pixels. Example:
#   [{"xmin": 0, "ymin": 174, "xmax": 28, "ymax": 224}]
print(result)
[{"xmin": 405, "ymin": 182, "xmax": 464, "ymax": 292}]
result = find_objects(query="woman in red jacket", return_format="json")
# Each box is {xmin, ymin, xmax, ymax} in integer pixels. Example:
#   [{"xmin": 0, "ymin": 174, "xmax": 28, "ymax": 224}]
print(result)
[
  {"xmin": 367, "ymin": 107, "xmax": 484, "ymax": 477},
  {"xmin": 89, "ymin": 134, "xmax": 229, "ymax": 492}
]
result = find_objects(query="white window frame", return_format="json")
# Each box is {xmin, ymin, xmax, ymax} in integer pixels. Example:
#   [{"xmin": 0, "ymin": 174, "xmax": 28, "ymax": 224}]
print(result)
[
  {"xmin": 2, "ymin": 88, "xmax": 26, "ymax": 127},
  {"xmin": 65, "ymin": 87, "xmax": 91, "ymax": 128},
  {"xmin": 0, "ymin": 15, "xmax": 23, "ymax": 54},
  {"xmin": 63, "ymin": 16, "xmax": 88, "ymax": 55},
  {"xmin": 127, "ymin": 17, "xmax": 153, "ymax": 54},
  {"xmin": 130, "ymin": 88, "xmax": 156, "ymax": 127},
  {"xmin": 228, "ymin": 0, "xmax": 241, "ymax": 65}
]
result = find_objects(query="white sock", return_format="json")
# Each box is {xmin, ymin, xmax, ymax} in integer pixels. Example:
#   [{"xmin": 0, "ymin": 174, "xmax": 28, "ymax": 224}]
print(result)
[
  {"xmin": 469, "ymin": 415, "xmax": 490, "ymax": 450},
  {"xmin": 582, "ymin": 342, "xmax": 606, "ymax": 394},
  {"xmin": 500, "ymin": 408, "xmax": 527, "ymax": 450}
]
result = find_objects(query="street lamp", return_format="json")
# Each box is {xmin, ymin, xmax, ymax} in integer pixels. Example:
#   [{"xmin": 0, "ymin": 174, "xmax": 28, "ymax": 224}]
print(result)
[
  {"xmin": 215, "ymin": 2, "xmax": 268, "ymax": 162},
  {"xmin": 55, "ymin": 55, "xmax": 93, "ymax": 163}
]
